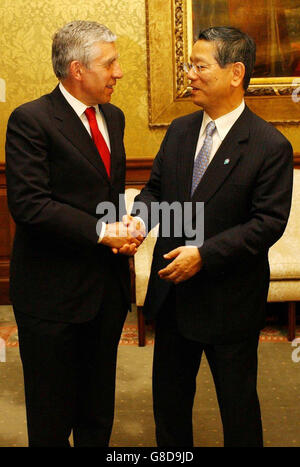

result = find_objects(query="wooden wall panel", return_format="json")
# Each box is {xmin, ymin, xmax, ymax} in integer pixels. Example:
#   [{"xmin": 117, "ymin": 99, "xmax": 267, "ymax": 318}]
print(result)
[
  {"xmin": 125, "ymin": 158, "xmax": 153, "ymax": 188},
  {"xmin": 0, "ymin": 163, "xmax": 13, "ymax": 304}
]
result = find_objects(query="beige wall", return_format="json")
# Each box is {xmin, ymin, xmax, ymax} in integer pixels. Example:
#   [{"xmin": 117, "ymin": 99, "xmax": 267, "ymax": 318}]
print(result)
[
  {"xmin": 277, "ymin": 124, "xmax": 300, "ymax": 153},
  {"xmin": 0, "ymin": 0, "xmax": 165, "ymax": 162},
  {"xmin": 0, "ymin": 0, "xmax": 299, "ymax": 164}
]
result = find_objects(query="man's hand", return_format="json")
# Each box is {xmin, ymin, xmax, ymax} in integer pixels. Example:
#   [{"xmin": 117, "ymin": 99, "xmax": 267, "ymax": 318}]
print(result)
[
  {"xmin": 101, "ymin": 222, "xmax": 142, "ymax": 255},
  {"xmin": 122, "ymin": 215, "xmax": 146, "ymax": 240},
  {"xmin": 158, "ymin": 246, "xmax": 203, "ymax": 284},
  {"xmin": 111, "ymin": 215, "xmax": 146, "ymax": 255}
]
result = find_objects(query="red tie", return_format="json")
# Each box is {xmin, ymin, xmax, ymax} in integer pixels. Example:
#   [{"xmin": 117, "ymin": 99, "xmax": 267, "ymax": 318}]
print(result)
[{"xmin": 84, "ymin": 107, "xmax": 111, "ymax": 177}]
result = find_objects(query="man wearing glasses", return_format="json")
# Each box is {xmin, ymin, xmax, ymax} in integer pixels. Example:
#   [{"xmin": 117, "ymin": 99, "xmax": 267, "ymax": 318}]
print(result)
[{"xmin": 132, "ymin": 26, "xmax": 293, "ymax": 446}]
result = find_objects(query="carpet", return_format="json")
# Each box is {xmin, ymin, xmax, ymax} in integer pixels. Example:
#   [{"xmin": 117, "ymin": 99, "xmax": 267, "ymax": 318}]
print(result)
[
  {"xmin": 1, "ymin": 303, "xmax": 299, "ymax": 346},
  {"xmin": 0, "ymin": 325, "xmax": 18, "ymax": 348},
  {"xmin": 1, "ymin": 305, "xmax": 300, "ymax": 447},
  {"xmin": 1, "ymin": 322, "xmax": 299, "ymax": 348},
  {"xmin": 122, "ymin": 323, "xmax": 300, "ymax": 345}
]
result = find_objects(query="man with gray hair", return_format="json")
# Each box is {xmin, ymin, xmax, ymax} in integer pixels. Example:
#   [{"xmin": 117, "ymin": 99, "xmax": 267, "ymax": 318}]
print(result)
[{"xmin": 5, "ymin": 20, "xmax": 140, "ymax": 446}]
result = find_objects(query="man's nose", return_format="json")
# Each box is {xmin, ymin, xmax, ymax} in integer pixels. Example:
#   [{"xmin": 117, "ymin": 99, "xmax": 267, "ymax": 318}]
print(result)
[
  {"xmin": 113, "ymin": 61, "xmax": 123, "ymax": 79},
  {"xmin": 187, "ymin": 68, "xmax": 198, "ymax": 81}
]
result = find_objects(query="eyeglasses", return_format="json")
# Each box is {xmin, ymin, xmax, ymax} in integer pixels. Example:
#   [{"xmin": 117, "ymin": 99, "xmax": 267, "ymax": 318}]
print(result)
[{"xmin": 183, "ymin": 62, "xmax": 218, "ymax": 76}]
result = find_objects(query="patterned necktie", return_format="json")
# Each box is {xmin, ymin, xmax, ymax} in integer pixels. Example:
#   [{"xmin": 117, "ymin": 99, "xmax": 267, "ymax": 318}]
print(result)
[
  {"xmin": 85, "ymin": 107, "xmax": 111, "ymax": 177},
  {"xmin": 191, "ymin": 120, "xmax": 216, "ymax": 196}
]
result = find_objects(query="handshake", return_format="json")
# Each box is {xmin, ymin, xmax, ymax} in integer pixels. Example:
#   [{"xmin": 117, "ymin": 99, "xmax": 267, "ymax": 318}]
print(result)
[
  {"xmin": 101, "ymin": 214, "xmax": 202, "ymax": 283},
  {"xmin": 101, "ymin": 215, "xmax": 146, "ymax": 256}
]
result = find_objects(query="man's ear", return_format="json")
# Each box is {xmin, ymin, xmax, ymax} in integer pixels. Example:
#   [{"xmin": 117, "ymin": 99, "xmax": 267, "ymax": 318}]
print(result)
[
  {"xmin": 69, "ymin": 61, "xmax": 83, "ymax": 81},
  {"xmin": 231, "ymin": 62, "xmax": 245, "ymax": 88}
]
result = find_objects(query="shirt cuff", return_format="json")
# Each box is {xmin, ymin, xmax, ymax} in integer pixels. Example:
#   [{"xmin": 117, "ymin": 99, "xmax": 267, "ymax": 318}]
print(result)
[{"xmin": 97, "ymin": 222, "xmax": 106, "ymax": 243}]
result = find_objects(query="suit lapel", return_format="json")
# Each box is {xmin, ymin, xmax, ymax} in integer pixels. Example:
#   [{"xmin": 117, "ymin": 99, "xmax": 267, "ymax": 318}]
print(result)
[
  {"xmin": 50, "ymin": 86, "xmax": 110, "ymax": 183},
  {"xmin": 176, "ymin": 111, "xmax": 203, "ymax": 202},
  {"xmin": 191, "ymin": 106, "xmax": 250, "ymax": 203}
]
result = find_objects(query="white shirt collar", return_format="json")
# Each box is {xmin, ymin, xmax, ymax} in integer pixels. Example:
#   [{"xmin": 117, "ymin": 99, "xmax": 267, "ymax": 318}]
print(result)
[
  {"xmin": 201, "ymin": 100, "xmax": 245, "ymax": 141},
  {"xmin": 58, "ymin": 82, "xmax": 97, "ymax": 117}
]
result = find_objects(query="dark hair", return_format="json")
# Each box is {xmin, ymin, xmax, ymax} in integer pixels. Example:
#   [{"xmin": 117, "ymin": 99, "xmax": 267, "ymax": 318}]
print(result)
[{"xmin": 198, "ymin": 26, "xmax": 256, "ymax": 90}]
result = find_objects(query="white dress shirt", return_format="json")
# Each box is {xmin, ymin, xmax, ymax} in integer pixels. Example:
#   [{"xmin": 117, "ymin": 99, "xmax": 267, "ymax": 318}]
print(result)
[
  {"xmin": 195, "ymin": 100, "xmax": 245, "ymax": 162},
  {"xmin": 58, "ymin": 82, "xmax": 110, "ymax": 241},
  {"xmin": 58, "ymin": 82, "xmax": 111, "ymax": 150}
]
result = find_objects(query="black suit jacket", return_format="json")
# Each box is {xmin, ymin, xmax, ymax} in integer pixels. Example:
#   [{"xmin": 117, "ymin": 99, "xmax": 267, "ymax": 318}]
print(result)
[
  {"xmin": 5, "ymin": 85, "xmax": 130, "ymax": 323},
  {"xmin": 134, "ymin": 106, "xmax": 293, "ymax": 344}
]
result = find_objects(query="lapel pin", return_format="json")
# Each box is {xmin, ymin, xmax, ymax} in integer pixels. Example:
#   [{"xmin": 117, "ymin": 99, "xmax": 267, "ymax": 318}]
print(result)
[{"xmin": 224, "ymin": 158, "xmax": 230, "ymax": 165}]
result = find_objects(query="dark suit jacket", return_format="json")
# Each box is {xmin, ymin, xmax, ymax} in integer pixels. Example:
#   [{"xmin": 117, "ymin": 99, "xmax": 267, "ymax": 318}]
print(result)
[
  {"xmin": 5, "ymin": 85, "xmax": 130, "ymax": 323},
  {"xmin": 134, "ymin": 106, "xmax": 293, "ymax": 344}
]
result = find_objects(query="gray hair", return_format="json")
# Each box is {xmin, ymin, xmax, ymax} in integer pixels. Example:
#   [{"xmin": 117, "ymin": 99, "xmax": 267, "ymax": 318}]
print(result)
[
  {"xmin": 198, "ymin": 26, "xmax": 256, "ymax": 90},
  {"xmin": 52, "ymin": 20, "xmax": 117, "ymax": 79}
]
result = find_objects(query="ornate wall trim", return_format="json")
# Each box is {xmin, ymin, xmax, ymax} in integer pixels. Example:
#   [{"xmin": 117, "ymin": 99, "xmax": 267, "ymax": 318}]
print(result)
[
  {"xmin": 174, "ymin": 0, "xmax": 187, "ymax": 98},
  {"xmin": 146, "ymin": 0, "xmax": 300, "ymax": 126}
]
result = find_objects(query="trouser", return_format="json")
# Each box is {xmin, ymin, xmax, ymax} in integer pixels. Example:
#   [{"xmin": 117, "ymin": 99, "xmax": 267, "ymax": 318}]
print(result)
[
  {"xmin": 153, "ymin": 297, "xmax": 263, "ymax": 447},
  {"xmin": 14, "ymin": 284, "xmax": 127, "ymax": 447}
]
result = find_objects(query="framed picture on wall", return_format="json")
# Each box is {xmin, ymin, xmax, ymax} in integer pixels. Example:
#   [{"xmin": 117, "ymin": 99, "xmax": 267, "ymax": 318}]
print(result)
[{"xmin": 146, "ymin": 0, "xmax": 300, "ymax": 126}]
